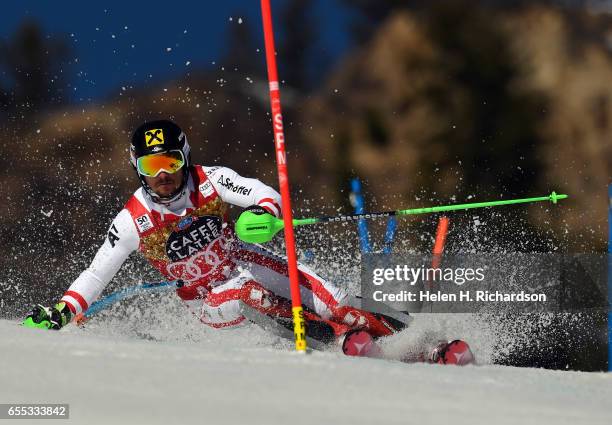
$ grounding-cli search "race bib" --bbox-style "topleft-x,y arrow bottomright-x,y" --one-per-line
165,215 -> 222,261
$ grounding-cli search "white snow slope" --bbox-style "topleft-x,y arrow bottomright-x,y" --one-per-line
1,318 -> 611,425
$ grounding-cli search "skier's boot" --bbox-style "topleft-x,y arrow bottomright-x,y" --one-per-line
429,340 -> 475,365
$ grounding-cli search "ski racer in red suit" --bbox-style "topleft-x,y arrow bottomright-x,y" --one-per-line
23,120 -> 473,364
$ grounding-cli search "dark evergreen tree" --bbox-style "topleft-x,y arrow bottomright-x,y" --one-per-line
0,21 -> 70,121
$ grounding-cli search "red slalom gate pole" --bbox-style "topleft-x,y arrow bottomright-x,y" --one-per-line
427,216 -> 449,312
260,0 -> 307,352
432,216 -> 450,268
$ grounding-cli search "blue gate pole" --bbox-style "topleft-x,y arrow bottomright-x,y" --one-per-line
382,218 -> 397,255
350,179 -> 371,254
608,185 -> 612,371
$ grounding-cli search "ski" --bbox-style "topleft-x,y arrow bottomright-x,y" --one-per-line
342,330 -> 475,365
239,302 -> 334,351
241,301 -> 474,364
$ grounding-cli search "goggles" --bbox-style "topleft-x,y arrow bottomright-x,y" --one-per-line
136,150 -> 185,177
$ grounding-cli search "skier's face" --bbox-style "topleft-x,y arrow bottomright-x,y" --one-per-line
144,169 -> 184,197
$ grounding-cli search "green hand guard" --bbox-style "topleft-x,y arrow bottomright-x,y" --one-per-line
235,210 -> 285,243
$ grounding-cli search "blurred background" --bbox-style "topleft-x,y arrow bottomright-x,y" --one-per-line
1,0 -> 611,368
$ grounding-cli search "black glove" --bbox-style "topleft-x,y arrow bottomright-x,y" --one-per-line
22,302 -> 73,330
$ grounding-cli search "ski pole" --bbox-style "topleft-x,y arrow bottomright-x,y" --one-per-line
76,280 -> 181,323
235,191 -> 568,244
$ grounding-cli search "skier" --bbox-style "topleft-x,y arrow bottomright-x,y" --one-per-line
22,119 -> 473,365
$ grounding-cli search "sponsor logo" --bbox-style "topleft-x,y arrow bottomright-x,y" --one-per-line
454,350 -> 468,364
199,181 -> 214,197
108,224 -> 120,248
216,175 -> 253,196
205,166 -> 220,176
177,216 -> 194,231
135,214 -> 153,233
273,112 -> 283,132
144,128 -> 164,147
328,213 -> 390,222
166,236 -> 231,283
166,215 -> 222,261
273,113 -> 286,165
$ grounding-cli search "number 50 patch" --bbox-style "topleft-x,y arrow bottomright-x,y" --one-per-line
135,214 -> 154,233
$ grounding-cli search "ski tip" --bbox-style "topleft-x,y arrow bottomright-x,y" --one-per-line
341,330 -> 383,359
429,340 -> 475,366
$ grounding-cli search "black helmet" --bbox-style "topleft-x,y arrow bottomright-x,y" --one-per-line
130,120 -> 192,203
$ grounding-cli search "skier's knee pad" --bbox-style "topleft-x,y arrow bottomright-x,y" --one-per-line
239,280 -> 292,318
331,306 -> 398,337
240,281 -> 274,307
199,298 -> 245,328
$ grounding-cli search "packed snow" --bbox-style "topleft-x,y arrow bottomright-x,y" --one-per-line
1,308 -> 611,425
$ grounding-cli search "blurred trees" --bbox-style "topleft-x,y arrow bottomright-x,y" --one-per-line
0,21 -> 70,124
300,2 -> 612,253
220,14 -> 263,82
220,0 -> 321,94
417,2 -> 546,199
342,0 -> 606,43
277,0 -> 318,92
303,2 -> 550,199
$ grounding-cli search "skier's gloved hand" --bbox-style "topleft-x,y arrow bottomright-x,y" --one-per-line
235,205 -> 280,244
22,302 -> 73,330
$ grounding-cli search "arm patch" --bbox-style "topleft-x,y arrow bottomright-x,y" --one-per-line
108,224 -> 120,248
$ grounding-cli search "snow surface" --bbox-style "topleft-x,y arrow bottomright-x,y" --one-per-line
1,318 -> 611,425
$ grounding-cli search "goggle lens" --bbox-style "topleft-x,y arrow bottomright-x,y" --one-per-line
137,151 -> 185,177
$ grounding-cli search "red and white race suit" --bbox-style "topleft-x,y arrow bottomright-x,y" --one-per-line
60,165 -> 351,330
